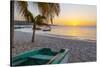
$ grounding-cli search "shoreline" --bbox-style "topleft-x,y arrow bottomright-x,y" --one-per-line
15,28 -> 96,43
12,31 -> 96,63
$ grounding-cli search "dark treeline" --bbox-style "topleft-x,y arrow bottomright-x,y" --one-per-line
14,20 -> 33,25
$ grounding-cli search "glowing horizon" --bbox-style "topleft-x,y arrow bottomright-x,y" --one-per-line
53,18 -> 96,26
53,4 -> 96,26
14,2 -> 96,27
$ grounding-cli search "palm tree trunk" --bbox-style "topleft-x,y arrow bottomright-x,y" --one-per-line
11,1 -> 14,47
32,22 -> 36,42
50,15 -> 53,25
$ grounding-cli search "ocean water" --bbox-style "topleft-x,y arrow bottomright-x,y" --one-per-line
15,25 -> 96,41
50,26 -> 96,41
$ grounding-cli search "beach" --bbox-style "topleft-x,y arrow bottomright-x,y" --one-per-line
12,30 -> 96,63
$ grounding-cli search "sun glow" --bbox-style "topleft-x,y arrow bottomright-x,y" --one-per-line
54,18 -> 96,26
69,20 -> 80,26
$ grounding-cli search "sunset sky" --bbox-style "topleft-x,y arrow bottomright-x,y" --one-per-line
14,2 -> 96,26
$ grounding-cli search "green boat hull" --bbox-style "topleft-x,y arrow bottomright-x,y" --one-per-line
11,48 -> 69,66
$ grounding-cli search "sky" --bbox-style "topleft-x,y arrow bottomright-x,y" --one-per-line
14,2 -> 96,26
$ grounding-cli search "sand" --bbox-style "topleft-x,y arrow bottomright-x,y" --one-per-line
12,31 -> 96,63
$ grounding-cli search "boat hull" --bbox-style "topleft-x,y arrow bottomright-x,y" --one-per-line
11,48 -> 69,66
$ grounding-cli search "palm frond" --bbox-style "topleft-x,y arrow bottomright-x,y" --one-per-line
16,1 -> 34,22
37,2 -> 49,17
37,2 -> 60,24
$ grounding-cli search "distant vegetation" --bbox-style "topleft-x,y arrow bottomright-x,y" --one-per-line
14,20 -> 33,25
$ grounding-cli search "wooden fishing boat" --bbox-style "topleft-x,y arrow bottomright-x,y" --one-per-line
42,26 -> 51,31
12,48 -> 70,66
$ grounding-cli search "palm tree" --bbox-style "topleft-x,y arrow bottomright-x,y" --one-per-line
49,3 -> 60,25
16,1 -> 30,21
14,1 -> 60,42
31,15 -> 47,42
15,1 -> 35,42
15,1 -> 47,42
37,2 -> 60,25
